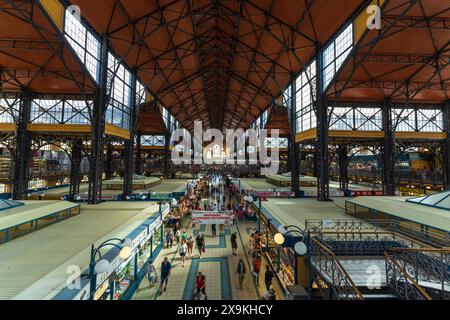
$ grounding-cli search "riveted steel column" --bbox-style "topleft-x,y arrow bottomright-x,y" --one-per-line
289,75 -> 300,197
12,89 -> 32,200
69,139 -> 82,197
442,101 -> 450,189
316,49 -> 329,201
381,98 -> 395,196
123,71 -> 137,197
88,34 -> 108,204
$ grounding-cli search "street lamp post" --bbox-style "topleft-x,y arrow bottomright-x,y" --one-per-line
88,238 -> 132,300
274,224 -> 312,300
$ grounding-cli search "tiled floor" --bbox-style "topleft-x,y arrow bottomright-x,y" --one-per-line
133,193 -> 284,301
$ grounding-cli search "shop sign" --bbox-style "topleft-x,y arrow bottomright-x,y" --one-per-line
351,190 -> 384,197
77,194 -> 118,201
95,219 -> 163,289
192,210 -> 234,225
254,191 -> 294,198
170,191 -> 186,198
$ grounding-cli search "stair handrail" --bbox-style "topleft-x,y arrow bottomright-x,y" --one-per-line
310,237 -> 364,300
385,247 -> 449,296
384,251 -> 432,300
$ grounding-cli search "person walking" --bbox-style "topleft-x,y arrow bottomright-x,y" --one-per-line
264,264 -> 274,291
146,260 -> 157,287
211,224 -> 217,237
195,271 -> 208,300
248,232 -> 254,255
230,232 -> 238,255
252,255 -> 261,285
196,232 -> 205,258
159,257 -> 172,293
166,228 -> 174,248
179,240 -> 188,267
236,258 -> 246,290
187,233 -> 195,257
175,228 -> 181,245
181,229 -> 188,242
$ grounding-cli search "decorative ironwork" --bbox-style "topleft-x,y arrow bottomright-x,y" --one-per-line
309,238 -> 364,300
385,252 -> 432,300
386,248 -> 450,300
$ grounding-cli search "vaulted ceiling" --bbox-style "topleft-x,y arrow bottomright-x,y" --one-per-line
67,0 -> 362,130
0,0 -> 95,93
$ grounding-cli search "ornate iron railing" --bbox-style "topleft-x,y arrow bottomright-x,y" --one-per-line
315,231 -> 430,257
384,251 -> 432,300
385,248 -> 450,300
310,238 -> 364,300
305,219 -> 394,233
305,218 -> 450,248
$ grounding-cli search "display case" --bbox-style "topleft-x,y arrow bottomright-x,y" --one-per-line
112,259 -> 135,300
259,216 -> 297,291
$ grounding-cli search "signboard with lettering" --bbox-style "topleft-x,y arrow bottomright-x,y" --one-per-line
254,191 -> 294,198
192,210 -> 234,225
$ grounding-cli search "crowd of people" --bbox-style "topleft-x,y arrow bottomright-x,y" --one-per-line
148,173 -> 277,300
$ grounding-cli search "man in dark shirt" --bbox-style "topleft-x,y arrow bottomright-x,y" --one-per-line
264,264 -> 274,291
159,257 -> 172,293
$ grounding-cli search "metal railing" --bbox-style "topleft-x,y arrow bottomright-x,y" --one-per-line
385,247 -> 450,299
384,251 -> 432,300
306,218 -> 450,248
310,237 -> 364,300
316,231 -> 430,257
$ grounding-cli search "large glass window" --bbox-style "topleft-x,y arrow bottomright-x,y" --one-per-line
106,53 -> 132,130
141,135 -> 165,147
64,9 -> 101,82
30,99 -> 91,124
295,60 -> 317,133
392,108 -> 416,132
322,23 -> 353,90
417,109 -> 443,132
264,137 -> 288,148
0,98 -> 19,123
392,108 -> 444,132
30,99 -> 63,124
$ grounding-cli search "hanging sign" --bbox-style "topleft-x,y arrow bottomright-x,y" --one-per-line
191,210 -> 234,225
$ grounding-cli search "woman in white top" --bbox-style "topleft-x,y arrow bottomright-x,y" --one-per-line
179,240 -> 188,266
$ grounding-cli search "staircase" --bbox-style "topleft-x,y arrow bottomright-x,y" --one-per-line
305,221 -> 450,300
